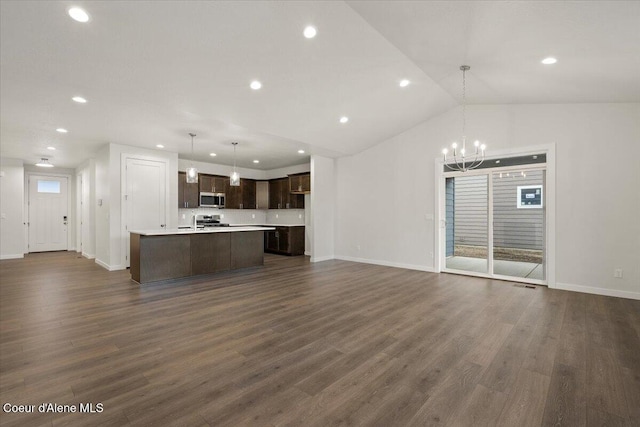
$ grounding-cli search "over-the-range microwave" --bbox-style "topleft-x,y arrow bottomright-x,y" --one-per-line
199,192 -> 225,208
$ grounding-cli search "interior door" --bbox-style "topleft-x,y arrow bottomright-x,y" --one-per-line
124,157 -> 166,267
29,175 -> 68,252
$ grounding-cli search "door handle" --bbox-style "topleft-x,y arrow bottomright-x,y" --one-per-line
160,224 -> 166,228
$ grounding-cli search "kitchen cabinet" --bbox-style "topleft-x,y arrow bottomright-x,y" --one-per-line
264,226 -> 305,256
199,174 -> 226,194
226,178 -> 256,209
269,178 -> 304,209
178,172 -> 199,208
289,173 -> 311,194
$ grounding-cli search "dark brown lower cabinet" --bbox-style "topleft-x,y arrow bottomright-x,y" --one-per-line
264,226 -> 305,256
191,233 -> 231,275
130,230 -> 266,284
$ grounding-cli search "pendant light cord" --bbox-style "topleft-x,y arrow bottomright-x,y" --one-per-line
189,132 -> 196,166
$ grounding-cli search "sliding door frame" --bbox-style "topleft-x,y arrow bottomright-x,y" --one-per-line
434,143 -> 556,287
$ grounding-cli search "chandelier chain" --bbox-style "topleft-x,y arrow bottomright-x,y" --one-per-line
462,67 -> 466,142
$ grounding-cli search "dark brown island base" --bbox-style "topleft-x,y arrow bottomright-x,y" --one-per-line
129,226 -> 274,284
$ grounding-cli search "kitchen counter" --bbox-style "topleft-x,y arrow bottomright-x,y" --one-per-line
130,226 -> 274,236
129,227 -> 273,284
228,223 -> 305,227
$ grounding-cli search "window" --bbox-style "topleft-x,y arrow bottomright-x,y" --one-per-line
37,180 -> 61,193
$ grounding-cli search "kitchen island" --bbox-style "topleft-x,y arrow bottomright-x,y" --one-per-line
129,226 -> 274,284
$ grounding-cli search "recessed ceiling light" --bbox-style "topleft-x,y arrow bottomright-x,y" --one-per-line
303,26 -> 317,39
68,7 -> 90,23
47,146 -> 56,151
541,57 -> 557,65
156,144 -> 164,149
339,116 -> 349,124
298,149 -> 305,154
399,79 -> 410,87
209,152 -> 217,157
253,160 -> 260,164
56,128 -> 68,133
250,80 -> 262,90
72,96 -> 87,103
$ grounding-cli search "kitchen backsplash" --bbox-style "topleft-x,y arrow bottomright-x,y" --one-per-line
178,208 -> 305,227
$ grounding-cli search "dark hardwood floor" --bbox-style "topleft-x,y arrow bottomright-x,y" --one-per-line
1,252 -> 639,426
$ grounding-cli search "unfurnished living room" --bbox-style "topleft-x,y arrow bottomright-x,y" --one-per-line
1,1 -> 639,426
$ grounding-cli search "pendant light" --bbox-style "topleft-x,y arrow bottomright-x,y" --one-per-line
186,133 -> 198,183
230,142 -> 240,186
442,65 -> 486,172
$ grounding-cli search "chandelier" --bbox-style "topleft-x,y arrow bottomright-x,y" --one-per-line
442,65 -> 486,172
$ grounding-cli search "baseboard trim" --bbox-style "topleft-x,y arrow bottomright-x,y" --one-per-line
335,255 -> 436,273
82,252 -> 95,260
0,253 -> 24,260
310,255 -> 334,263
555,282 -> 640,301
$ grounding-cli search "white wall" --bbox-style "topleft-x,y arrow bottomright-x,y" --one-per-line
76,159 -> 96,258
310,155 -> 335,262
0,158 -> 24,259
335,103 -> 640,299
95,145 -> 110,267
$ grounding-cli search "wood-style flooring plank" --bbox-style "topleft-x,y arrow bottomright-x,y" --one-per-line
494,368 -> 550,427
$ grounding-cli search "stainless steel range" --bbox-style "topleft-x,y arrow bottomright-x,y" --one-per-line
195,214 -> 229,228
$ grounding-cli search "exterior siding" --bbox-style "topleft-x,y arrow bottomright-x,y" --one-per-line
452,170 -> 544,250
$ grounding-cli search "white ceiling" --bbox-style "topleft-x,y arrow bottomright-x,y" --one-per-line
1,1 -> 639,170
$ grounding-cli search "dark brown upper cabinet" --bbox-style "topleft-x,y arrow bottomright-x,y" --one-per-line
289,172 -> 311,194
178,172 -> 199,208
269,178 -> 304,209
199,174 -> 226,194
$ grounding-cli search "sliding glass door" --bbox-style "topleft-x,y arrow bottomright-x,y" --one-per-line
492,169 -> 545,281
445,174 -> 488,274
443,163 -> 547,285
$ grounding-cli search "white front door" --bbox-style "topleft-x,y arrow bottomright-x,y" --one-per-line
124,157 -> 167,267
29,175 -> 68,252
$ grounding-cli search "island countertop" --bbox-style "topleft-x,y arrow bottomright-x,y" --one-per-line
129,226 -> 275,236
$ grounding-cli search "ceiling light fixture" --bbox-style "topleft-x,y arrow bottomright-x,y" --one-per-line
47,146 -> 56,151
339,116 -> 349,124
298,149 -> 305,154
541,57 -> 557,65
399,79 -> 410,87
442,65 -> 486,172
156,144 -> 164,149
56,128 -> 68,133
186,133 -> 198,183
68,7 -> 89,23
35,158 -> 54,168
209,152 -> 217,157
303,26 -> 317,39
72,96 -> 87,103
250,80 -> 262,90
230,142 -> 240,186
253,160 -> 259,164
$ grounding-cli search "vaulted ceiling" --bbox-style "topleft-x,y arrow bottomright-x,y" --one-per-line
1,1 -> 639,169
